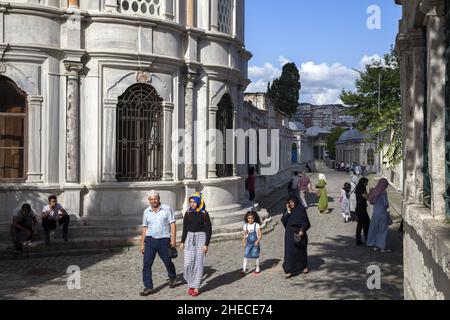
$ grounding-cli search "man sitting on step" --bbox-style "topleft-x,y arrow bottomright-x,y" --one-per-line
10,203 -> 38,254
41,195 -> 71,243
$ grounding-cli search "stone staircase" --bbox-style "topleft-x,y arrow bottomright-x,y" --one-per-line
0,201 -> 273,259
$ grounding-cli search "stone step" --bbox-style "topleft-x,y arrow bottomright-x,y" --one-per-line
0,216 -> 275,259
0,203 -> 264,241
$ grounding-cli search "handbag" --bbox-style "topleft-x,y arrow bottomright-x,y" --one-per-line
294,232 -> 308,247
168,245 -> 178,259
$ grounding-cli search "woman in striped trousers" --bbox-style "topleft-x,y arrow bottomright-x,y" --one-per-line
180,192 -> 212,297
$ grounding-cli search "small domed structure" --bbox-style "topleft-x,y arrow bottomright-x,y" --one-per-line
288,121 -> 306,132
335,129 -> 378,174
338,129 -> 370,143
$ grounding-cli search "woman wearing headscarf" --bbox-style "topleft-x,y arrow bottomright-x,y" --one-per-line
180,192 -> 212,297
316,173 -> 329,214
282,196 -> 311,278
355,177 -> 370,246
367,178 -> 391,253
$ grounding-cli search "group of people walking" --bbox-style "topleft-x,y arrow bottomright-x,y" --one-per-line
336,162 -> 367,176
289,171 -> 329,214
339,176 -> 392,251
139,185 -> 312,297
139,190 -> 267,297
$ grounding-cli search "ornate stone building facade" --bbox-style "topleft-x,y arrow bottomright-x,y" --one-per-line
395,0 -> 450,299
0,1 -> 254,231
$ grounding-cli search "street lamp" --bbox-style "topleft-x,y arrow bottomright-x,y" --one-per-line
351,65 -> 382,177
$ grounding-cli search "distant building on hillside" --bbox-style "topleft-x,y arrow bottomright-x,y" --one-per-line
293,103 -> 357,129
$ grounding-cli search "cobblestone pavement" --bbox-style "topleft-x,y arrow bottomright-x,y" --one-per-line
0,172 -> 404,300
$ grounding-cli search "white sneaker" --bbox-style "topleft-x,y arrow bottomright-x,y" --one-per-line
373,247 -> 380,252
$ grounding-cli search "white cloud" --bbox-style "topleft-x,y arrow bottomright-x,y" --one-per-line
246,62 -> 282,92
299,61 -> 357,104
278,55 -> 291,66
359,54 -> 383,69
246,55 -> 384,105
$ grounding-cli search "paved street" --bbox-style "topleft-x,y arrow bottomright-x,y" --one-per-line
0,171 -> 403,300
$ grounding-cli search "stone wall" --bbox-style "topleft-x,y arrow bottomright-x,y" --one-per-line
395,0 -> 450,300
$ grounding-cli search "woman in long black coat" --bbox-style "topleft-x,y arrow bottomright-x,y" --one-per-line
282,196 -> 311,278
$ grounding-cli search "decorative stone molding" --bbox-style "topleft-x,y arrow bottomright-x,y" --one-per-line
136,71 -> 151,84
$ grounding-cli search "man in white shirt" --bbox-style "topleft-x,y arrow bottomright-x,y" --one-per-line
10,203 -> 38,254
41,195 -> 70,243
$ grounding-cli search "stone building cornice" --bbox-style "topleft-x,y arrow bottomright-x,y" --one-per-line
0,3 -> 249,53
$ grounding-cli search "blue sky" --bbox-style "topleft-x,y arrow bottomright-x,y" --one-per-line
245,0 -> 402,104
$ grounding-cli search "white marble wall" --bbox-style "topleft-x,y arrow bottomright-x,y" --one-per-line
0,0 -> 250,222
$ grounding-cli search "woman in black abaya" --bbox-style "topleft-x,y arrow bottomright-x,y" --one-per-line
282,195 -> 311,278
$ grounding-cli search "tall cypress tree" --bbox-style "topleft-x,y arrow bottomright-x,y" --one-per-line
267,62 -> 301,115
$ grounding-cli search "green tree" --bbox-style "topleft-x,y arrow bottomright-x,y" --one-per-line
340,48 -> 402,167
326,127 -> 347,159
267,63 -> 301,115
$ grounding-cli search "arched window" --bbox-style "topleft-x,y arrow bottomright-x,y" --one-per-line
367,148 -> 375,166
292,143 -> 298,164
0,76 -> 27,181
116,83 -> 163,181
216,94 -> 233,178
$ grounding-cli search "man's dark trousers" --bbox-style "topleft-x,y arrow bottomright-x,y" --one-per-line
143,237 -> 176,289
42,215 -> 70,235
10,220 -> 33,250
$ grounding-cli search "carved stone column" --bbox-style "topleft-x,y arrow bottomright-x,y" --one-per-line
187,0 -> 195,27
184,70 -> 197,180
232,108 -> 237,176
65,62 -> 83,183
162,102 -> 174,181
102,99 -> 118,182
425,6 -> 447,219
26,96 -> 44,183
68,0 -> 79,8
411,32 -> 426,203
210,0 -> 219,31
208,105 -> 218,178
164,0 -> 175,21
104,0 -> 119,12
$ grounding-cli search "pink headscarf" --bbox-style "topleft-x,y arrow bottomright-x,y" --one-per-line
368,178 -> 389,205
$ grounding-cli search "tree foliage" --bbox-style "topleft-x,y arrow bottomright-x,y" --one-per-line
267,63 -> 301,116
340,48 -> 402,167
326,127 -> 347,159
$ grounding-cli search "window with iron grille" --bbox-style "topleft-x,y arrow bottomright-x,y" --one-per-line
218,0 -> 232,34
216,94 -> 233,178
119,0 -> 162,17
116,83 -> 163,182
0,76 -> 27,181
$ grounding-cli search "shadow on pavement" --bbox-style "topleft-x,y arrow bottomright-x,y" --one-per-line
298,228 -> 404,300
0,250 -> 124,300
